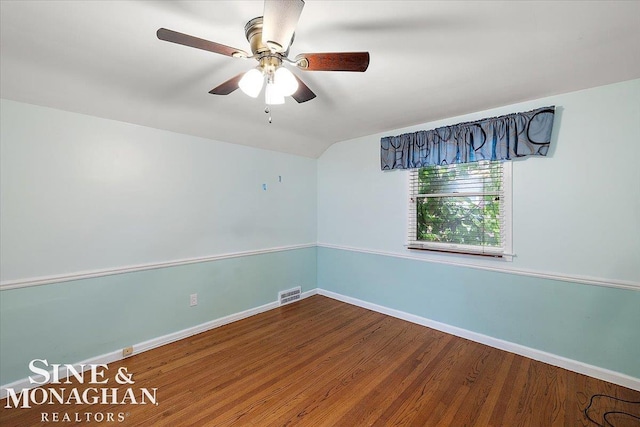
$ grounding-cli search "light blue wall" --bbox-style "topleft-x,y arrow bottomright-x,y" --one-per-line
1,247 -> 317,385
2,79 -> 639,386
318,79 -> 640,283
317,79 -> 640,378
0,100 -> 317,385
318,247 -> 640,378
1,99 -> 317,283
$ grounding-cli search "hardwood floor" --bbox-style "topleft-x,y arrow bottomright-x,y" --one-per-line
2,295 -> 639,426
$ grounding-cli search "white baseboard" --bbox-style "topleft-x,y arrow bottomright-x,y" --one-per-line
3,286 -> 637,400
317,289 -> 640,392
0,289 -> 318,399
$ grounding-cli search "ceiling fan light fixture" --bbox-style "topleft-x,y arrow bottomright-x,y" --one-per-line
265,81 -> 285,105
238,68 -> 264,98
274,67 -> 299,96
157,0 -> 368,107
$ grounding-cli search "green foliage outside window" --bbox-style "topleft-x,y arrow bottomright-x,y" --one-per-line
415,162 -> 502,247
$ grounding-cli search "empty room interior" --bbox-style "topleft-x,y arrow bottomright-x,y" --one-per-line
1,1 -> 639,426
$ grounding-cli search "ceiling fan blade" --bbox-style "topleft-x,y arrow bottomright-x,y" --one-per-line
209,72 -> 246,95
262,0 -> 305,53
157,28 -> 248,58
295,52 -> 370,72
291,75 -> 316,103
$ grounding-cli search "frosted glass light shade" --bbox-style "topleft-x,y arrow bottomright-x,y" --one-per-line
265,82 -> 285,105
238,69 -> 264,98
274,67 -> 299,96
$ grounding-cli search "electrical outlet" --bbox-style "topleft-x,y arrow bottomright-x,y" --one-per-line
122,346 -> 133,357
190,293 -> 198,307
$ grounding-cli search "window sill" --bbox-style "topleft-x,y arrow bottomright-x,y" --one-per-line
407,244 -> 512,261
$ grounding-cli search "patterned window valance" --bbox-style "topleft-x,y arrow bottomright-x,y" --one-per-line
380,106 -> 555,170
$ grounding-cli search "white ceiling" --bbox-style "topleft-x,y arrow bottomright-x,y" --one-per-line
1,1 -> 639,158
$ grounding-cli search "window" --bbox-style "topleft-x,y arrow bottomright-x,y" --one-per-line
408,160 -> 512,258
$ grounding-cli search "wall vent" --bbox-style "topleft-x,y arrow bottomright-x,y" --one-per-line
278,286 -> 301,305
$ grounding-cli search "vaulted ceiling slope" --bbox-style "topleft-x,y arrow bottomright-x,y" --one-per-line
1,1 -> 639,158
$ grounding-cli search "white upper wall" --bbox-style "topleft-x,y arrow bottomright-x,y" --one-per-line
0,99 -> 317,283
318,79 -> 640,284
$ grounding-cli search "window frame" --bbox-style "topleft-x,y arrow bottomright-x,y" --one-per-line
407,161 -> 513,260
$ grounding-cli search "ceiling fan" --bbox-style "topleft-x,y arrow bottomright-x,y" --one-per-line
157,0 -> 370,106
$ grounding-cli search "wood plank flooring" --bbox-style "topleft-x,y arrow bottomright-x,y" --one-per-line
2,295 -> 639,426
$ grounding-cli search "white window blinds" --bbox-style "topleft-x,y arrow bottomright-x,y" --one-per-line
408,161 -> 511,258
